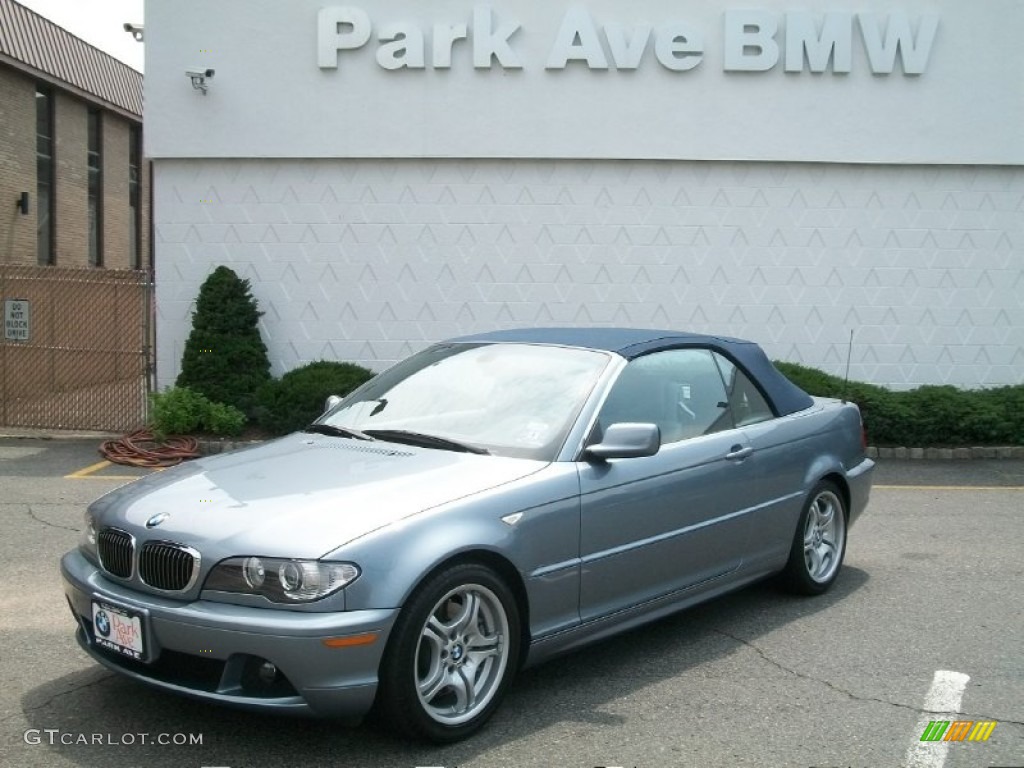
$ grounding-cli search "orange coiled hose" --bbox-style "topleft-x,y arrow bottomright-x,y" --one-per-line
99,428 -> 201,468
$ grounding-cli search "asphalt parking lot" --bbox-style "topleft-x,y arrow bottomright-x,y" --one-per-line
1,436 -> 1021,768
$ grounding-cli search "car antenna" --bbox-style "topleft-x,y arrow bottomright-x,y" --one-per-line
841,329 -> 854,403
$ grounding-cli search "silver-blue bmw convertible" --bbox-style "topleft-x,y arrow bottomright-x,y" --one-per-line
62,327 -> 874,741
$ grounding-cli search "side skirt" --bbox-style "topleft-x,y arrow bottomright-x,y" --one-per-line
521,564 -> 780,669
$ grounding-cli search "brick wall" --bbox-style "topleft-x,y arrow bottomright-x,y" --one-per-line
0,62 -> 147,271
54,90 -> 88,267
102,114 -> 128,269
0,67 -> 37,265
100,109 -> 150,270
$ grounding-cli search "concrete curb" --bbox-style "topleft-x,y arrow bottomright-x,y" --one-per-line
866,445 -> 1024,460
0,428 -> 120,441
196,438 -> 264,455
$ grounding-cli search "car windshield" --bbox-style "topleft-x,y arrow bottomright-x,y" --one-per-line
319,342 -> 612,460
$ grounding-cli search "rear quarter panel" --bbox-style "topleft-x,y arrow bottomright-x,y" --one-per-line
739,398 -> 869,573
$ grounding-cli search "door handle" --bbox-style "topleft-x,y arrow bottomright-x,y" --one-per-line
725,445 -> 754,461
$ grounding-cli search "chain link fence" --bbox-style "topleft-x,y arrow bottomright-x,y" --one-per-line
1,265 -> 153,432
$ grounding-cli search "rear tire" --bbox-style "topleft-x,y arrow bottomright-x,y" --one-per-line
374,563 -> 520,743
780,481 -> 848,595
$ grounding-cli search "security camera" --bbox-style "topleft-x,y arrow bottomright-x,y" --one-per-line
122,22 -> 144,42
186,68 -> 215,94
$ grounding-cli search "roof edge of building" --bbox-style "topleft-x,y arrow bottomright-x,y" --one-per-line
0,0 -> 143,116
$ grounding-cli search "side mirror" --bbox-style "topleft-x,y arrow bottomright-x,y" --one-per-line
584,423 -> 660,461
323,394 -> 343,414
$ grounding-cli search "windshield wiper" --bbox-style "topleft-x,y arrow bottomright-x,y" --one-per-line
362,429 -> 489,455
303,423 -> 376,441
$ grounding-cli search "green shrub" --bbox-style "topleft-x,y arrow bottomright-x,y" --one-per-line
150,387 -> 207,436
203,400 -> 247,437
176,266 -> 272,416
150,387 -> 246,438
983,385 -> 1024,444
773,361 -> 841,395
774,361 -> 1024,446
773,361 -> 888,400
255,360 -> 375,436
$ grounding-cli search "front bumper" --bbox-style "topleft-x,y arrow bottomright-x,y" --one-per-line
61,549 -> 396,719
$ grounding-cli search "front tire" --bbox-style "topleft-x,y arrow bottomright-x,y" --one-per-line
375,563 -> 520,743
781,481 -> 848,595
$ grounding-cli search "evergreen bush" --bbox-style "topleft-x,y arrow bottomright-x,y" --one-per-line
254,360 -> 374,436
176,266 -> 272,415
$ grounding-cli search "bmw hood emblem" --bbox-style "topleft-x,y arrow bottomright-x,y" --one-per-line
145,512 -> 170,529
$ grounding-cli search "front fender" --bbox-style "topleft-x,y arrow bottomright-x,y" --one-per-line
331,464 -> 583,639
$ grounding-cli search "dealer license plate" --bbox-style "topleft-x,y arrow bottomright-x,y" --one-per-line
92,601 -> 145,660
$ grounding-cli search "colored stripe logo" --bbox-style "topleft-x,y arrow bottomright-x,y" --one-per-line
920,720 -> 997,742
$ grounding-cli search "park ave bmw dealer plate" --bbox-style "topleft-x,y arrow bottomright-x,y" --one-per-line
92,601 -> 144,660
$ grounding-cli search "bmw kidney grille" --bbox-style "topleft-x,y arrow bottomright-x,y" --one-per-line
139,541 -> 199,591
97,528 -> 134,578
97,528 -> 198,592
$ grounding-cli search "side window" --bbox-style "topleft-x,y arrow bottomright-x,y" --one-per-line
597,349 -> 733,445
712,353 -> 775,426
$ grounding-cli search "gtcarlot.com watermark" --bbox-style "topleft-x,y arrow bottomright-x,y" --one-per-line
24,729 -> 203,746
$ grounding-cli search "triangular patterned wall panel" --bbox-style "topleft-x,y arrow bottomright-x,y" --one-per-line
155,160 -> 1024,389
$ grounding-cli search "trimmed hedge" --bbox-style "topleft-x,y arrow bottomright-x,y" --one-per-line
255,360 -> 375,436
774,361 -> 1024,447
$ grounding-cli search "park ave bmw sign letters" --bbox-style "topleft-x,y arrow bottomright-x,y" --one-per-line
317,6 -> 938,74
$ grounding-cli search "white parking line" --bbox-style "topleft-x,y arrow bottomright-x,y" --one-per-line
904,670 -> 970,768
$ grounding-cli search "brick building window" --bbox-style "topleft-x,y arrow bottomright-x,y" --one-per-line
129,125 -> 141,269
88,109 -> 103,267
36,87 -> 55,265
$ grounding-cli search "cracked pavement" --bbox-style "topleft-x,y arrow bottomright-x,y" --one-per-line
714,628 -> 1024,728
1,437 -> 1021,768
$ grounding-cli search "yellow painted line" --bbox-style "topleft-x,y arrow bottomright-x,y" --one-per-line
65,460 -> 149,480
65,460 -> 112,479
69,475 -> 145,480
875,484 -> 1024,491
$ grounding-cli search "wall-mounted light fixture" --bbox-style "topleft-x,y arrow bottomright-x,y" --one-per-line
16,192 -> 29,215
186,68 -> 215,95
123,23 -> 144,42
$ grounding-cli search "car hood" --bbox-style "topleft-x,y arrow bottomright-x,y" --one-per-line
97,433 -> 546,559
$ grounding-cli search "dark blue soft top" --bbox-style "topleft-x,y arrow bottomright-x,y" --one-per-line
451,327 -> 813,416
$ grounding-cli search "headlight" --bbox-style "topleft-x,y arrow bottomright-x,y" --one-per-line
204,557 -> 360,603
80,512 -> 98,561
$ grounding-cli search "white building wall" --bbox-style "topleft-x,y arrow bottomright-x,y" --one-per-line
155,159 -> 1024,390
146,0 -> 1024,165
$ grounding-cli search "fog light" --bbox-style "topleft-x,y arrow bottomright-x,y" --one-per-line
258,661 -> 278,683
